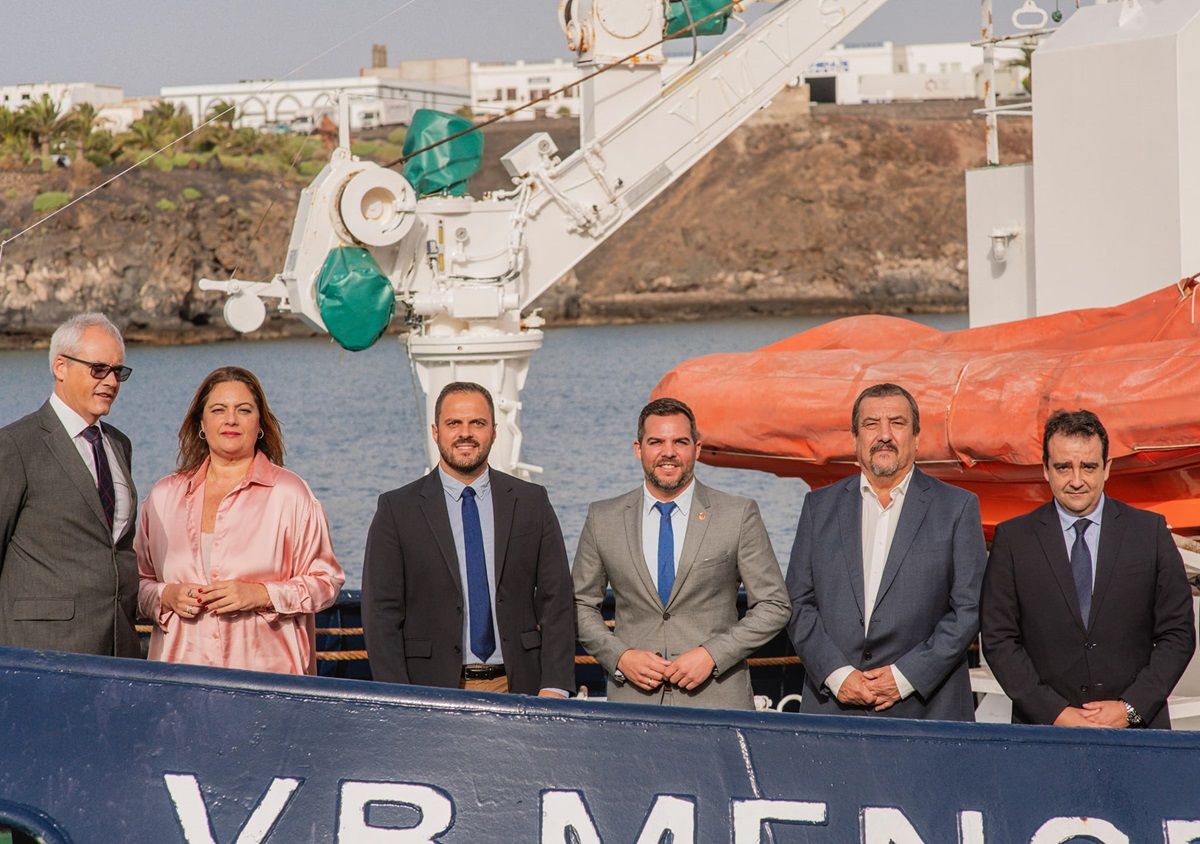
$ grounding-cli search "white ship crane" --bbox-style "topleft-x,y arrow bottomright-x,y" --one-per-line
199,0 -> 891,477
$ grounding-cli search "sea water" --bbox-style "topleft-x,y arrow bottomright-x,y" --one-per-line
0,313 -> 967,586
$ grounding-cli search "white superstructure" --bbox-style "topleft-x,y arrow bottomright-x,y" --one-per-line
967,0 -> 1200,326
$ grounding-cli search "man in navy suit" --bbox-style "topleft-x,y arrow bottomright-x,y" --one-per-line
981,409 -> 1194,728
786,383 -> 987,720
362,382 -> 575,697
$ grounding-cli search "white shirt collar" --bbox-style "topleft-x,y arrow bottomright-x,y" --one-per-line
49,392 -> 95,439
643,478 -> 696,519
860,465 -> 915,503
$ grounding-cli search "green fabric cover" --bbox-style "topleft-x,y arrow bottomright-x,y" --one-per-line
665,0 -> 730,37
315,246 -> 395,351
402,109 -> 484,197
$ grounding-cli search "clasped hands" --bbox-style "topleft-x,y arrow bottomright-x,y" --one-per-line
616,647 -> 715,692
161,581 -> 272,617
837,666 -> 903,712
1053,700 -> 1129,728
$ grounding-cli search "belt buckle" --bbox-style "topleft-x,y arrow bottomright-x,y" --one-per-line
462,663 -> 505,681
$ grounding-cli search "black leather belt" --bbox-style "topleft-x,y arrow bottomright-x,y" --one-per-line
461,663 -> 506,680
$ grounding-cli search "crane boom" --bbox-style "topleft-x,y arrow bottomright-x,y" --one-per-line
200,0 -> 891,476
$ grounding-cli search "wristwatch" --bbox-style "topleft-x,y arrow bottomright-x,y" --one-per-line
1121,699 -> 1143,727
612,668 -> 626,685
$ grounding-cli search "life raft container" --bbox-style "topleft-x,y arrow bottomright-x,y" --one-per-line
653,277 -> 1200,536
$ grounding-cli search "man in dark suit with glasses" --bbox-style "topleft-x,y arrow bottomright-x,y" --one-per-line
0,312 -> 141,658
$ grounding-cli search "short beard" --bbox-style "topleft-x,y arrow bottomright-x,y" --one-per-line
867,443 -> 899,478
646,464 -> 693,495
440,438 -> 491,476
869,459 -> 899,478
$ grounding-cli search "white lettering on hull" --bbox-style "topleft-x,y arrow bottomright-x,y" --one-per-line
1030,817 -> 1130,843
157,774 -> 1200,843
336,781 -> 454,842
164,774 -> 300,844
540,791 -> 696,843
731,798 -> 828,840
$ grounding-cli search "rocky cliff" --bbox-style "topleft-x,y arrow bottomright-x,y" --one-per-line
0,98 -> 1030,348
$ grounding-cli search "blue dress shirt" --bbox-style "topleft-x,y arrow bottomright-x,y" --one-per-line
438,467 -> 503,666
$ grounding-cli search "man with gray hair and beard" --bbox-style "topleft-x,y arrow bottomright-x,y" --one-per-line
0,312 -> 141,657
786,383 -> 987,720
573,397 -> 790,709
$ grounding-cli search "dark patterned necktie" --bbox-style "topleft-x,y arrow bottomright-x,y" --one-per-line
1070,518 -> 1093,626
81,425 -> 115,529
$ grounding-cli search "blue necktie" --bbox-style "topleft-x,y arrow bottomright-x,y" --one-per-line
654,501 -> 676,607
1070,518 -> 1093,627
461,487 -> 495,662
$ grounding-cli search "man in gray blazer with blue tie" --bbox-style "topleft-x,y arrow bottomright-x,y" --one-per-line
0,313 -> 140,658
786,383 -> 987,720
573,398 -> 790,709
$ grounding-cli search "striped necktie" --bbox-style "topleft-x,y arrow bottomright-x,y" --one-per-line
81,425 -> 115,529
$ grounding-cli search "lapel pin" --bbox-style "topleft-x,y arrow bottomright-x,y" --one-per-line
698,512 -> 706,521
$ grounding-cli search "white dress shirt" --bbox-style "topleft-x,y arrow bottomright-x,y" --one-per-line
825,467 -> 916,700
640,480 -> 696,595
49,393 -> 133,542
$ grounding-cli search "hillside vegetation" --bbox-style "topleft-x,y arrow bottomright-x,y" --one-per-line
0,97 -> 1030,347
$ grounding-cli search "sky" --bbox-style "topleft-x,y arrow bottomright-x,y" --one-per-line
0,0 -> 1076,96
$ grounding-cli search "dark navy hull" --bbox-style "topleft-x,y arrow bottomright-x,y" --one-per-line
2,646 -> 1200,842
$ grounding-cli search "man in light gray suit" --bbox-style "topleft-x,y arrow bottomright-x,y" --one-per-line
786,383 -> 986,721
573,398 -> 790,709
0,313 -> 141,657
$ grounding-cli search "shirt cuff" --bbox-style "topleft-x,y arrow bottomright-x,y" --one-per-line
892,664 -> 915,700
539,688 -> 570,698
825,665 -> 855,697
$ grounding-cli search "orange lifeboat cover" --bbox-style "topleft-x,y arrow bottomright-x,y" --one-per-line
652,280 -> 1200,534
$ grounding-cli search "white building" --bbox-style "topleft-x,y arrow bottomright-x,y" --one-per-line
471,59 -> 582,120
470,55 -> 700,120
97,96 -> 161,133
0,82 -> 124,113
803,41 -> 1027,105
159,76 -> 469,131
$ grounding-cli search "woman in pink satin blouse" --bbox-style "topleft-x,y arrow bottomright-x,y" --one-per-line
136,366 -> 345,675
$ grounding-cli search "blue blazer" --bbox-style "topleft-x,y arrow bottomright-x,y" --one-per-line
785,467 -> 987,721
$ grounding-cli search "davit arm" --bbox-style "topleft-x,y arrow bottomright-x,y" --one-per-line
200,0 -> 891,478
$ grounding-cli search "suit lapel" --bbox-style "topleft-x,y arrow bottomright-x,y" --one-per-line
836,476 -> 866,618
873,468 -> 933,608
1088,498 -> 1124,629
667,481 -> 712,608
38,403 -> 110,536
418,471 -> 464,595
622,489 -> 660,605
490,469 -> 514,585
1033,502 -> 1087,632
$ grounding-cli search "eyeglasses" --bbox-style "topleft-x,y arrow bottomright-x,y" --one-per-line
60,354 -> 133,382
